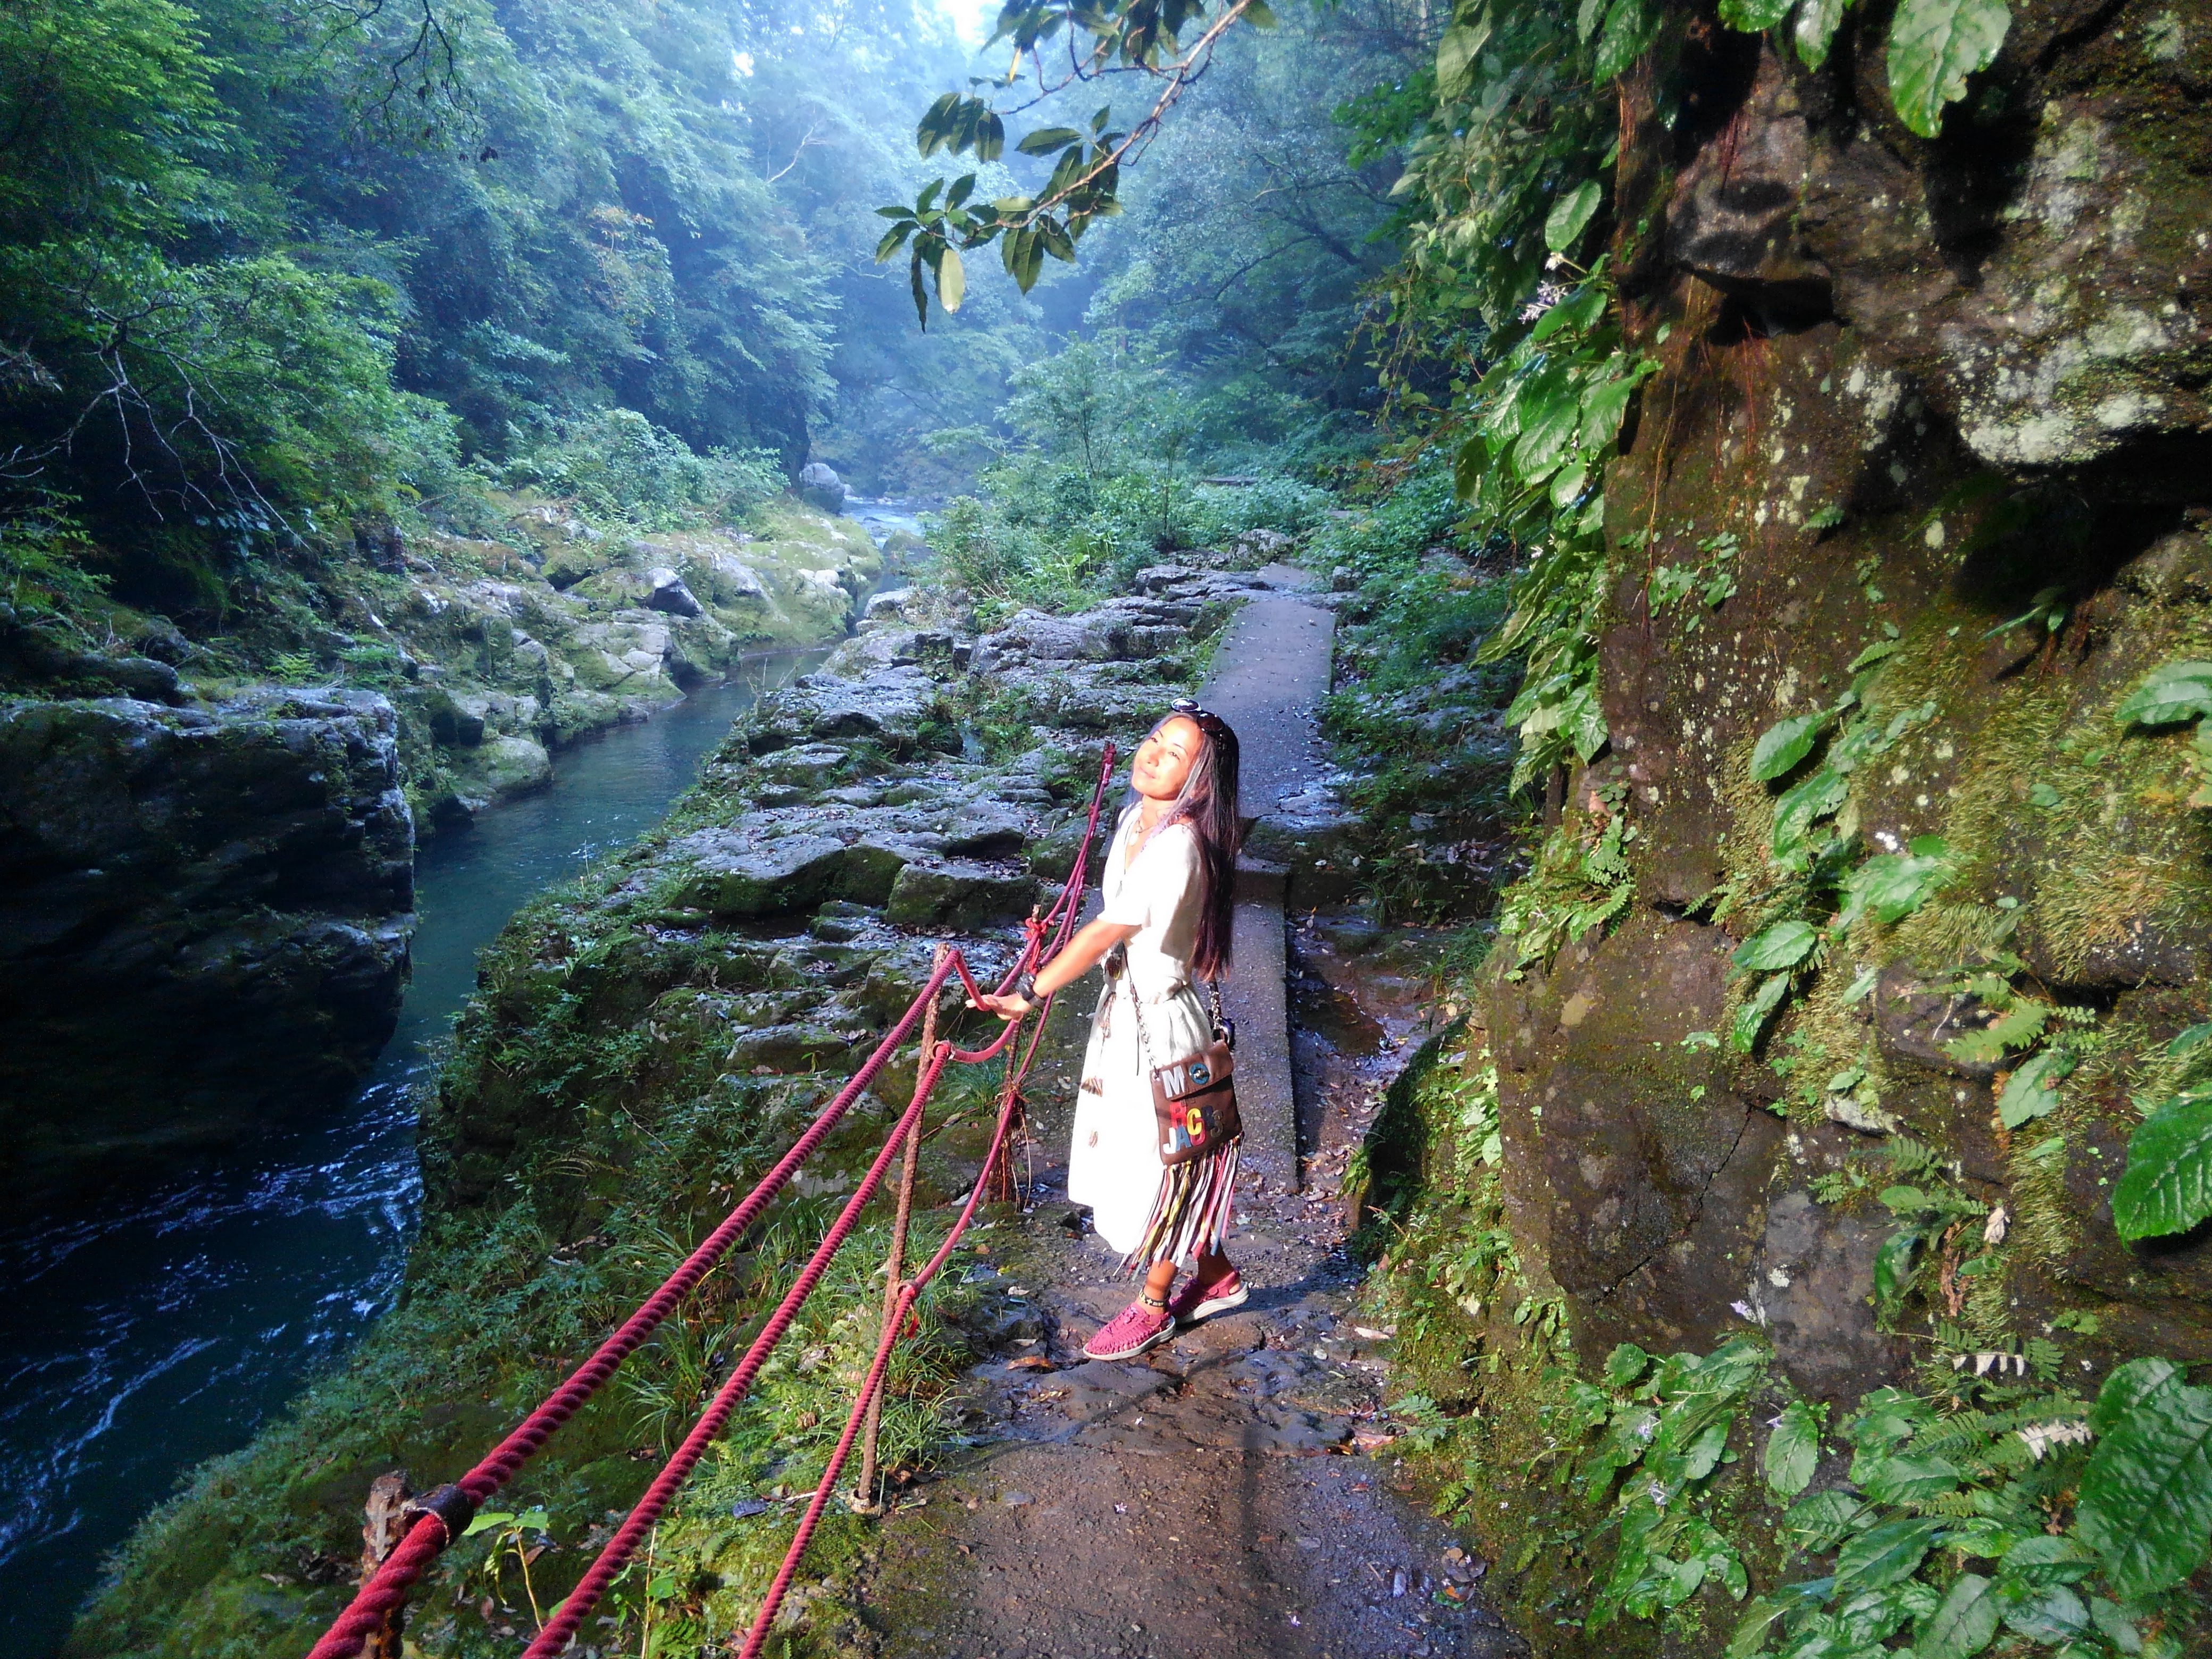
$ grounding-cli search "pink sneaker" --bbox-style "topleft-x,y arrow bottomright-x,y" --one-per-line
1083,1296 -> 1175,1360
1168,1269 -> 1247,1325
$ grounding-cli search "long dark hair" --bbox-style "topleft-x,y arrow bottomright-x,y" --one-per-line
1145,702 -> 1241,982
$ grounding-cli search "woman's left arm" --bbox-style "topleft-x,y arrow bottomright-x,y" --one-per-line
970,914 -> 1138,1019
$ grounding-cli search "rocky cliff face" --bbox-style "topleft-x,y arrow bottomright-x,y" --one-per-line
0,496 -> 889,1197
1520,0 -> 2212,1413
0,688 -> 415,1199
1353,4 -> 2212,1649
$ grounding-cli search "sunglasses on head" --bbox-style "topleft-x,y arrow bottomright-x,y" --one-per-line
1167,697 -> 1230,738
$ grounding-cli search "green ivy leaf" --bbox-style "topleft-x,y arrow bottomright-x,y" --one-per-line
1735,919 -> 1821,973
2115,660 -> 2212,727
1886,0 -> 2012,138
1751,713 -> 1827,782
1732,970 -> 1794,1053
1918,1573 -> 2000,1659
2076,1360 -> 2212,1598
2110,1089 -> 2212,1240
1545,180 -> 1604,253
1765,1400 -> 1821,1498
1794,0 -> 1854,66
1833,1516 -> 1945,1593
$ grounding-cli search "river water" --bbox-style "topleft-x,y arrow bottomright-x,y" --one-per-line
0,500 -> 920,1657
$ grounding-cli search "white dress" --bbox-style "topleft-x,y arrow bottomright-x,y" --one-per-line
1067,808 -> 1220,1258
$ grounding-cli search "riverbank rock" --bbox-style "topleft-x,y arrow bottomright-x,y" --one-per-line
61,552 -> 1264,1655
798,461 -> 848,512
0,688 -> 416,1200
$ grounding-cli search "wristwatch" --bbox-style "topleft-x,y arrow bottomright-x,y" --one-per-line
1017,972 -> 1040,1004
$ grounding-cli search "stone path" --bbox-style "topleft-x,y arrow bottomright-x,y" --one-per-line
848,573 -> 1519,1659
1201,564 -> 1338,1193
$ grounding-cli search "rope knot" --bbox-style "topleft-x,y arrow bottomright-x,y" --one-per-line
400,1484 -> 479,1546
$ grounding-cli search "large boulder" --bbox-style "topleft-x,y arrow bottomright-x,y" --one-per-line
670,826 -> 912,917
797,461 -> 847,512
0,688 -> 416,1198
885,861 -> 1040,931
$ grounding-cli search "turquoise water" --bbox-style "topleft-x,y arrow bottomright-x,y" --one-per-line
0,653 -> 830,1657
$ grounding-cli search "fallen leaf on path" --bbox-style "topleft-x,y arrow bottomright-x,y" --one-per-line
1007,1354 -> 1054,1371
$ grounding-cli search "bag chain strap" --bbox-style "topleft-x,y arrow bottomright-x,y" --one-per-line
1108,943 -> 1227,1069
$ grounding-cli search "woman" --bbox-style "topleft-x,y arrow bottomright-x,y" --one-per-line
970,699 -> 1247,1360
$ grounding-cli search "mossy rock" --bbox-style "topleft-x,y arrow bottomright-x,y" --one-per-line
884,861 -> 1039,931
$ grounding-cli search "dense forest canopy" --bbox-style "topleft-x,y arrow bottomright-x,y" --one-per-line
0,0 -> 1429,630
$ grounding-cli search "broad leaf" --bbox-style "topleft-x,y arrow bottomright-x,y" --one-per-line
1998,1534 -> 2099,1583
1436,19 -> 1494,95
1840,840 -> 1949,927
1785,1489 -> 1870,1551
1545,180 -> 1604,252
2110,1089 -> 2212,1239
2091,1358 -> 2181,1435
1593,0 -> 1658,80
1832,1516 -> 1944,1592
1918,1573 -> 1999,1659
1857,1452 -> 1958,1504
1752,713 -> 1826,781
2115,660 -> 2212,727
1771,765 -> 1848,862
1732,970 -> 1793,1053
1579,369 -> 1645,451
1016,125 -> 1082,155
1727,1597 -> 1786,1659
1997,1047 -> 2069,1128
1794,0 -> 1853,65
1719,0 -> 1794,24
1886,0 -> 2012,138
1606,1341 -> 1655,1387
1735,919 -> 1820,973
2167,1020 -> 2212,1059
1873,1224 -> 1924,1303
1765,1400 -> 1821,1497
1995,1580 -> 2090,1644
935,244 -> 965,311
2076,1361 -> 2212,1598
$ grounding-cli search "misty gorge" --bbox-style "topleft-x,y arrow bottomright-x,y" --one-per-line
2,0 -> 2210,1655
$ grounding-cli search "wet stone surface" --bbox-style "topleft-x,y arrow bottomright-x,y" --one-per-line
856,1154 -> 1522,1659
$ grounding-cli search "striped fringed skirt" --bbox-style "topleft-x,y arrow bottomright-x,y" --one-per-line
1122,1137 -> 1239,1274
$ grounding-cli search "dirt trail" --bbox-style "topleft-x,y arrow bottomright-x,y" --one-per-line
850,575 -> 1521,1659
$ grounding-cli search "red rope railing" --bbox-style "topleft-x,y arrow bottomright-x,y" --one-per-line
302,742 -> 1115,1659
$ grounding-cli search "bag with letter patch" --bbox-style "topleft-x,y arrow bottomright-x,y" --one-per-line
1112,953 -> 1241,1168
1147,1035 -> 1239,1166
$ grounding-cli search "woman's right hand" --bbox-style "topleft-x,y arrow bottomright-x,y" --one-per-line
968,991 -> 1032,1021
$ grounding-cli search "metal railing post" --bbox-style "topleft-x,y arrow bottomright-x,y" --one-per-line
852,944 -> 944,1513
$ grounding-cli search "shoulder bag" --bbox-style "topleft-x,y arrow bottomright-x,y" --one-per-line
1117,952 -> 1242,1167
